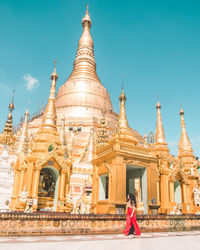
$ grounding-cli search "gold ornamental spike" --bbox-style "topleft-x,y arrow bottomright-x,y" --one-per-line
154,100 -> 168,147
42,62 -> 58,130
0,91 -> 16,145
178,107 -> 193,157
68,5 -> 100,82
17,108 -> 29,154
118,87 -> 129,128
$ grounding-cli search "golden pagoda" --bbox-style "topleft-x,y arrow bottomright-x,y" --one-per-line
26,5 -> 118,203
10,62 -> 72,212
5,5 -> 200,215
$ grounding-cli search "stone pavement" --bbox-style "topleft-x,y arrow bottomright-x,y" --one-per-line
0,231 -> 200,250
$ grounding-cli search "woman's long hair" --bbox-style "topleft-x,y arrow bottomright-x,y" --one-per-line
128,193 -> 137,207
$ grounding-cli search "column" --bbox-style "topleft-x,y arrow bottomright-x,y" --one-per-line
11,171 -> 20,198
32,168 -> 40,212
169,181 -> 175,203
10,171 -> 20,210
160,172 -> 169,213
156,179 -> 160,204
19,170 -> 25,194
182,183 -> 187,203
181,182 -> 189,214
59,171 -> 66,200
32,168 -> 40,198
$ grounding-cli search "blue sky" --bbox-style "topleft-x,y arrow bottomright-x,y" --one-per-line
0,0 -> 200,157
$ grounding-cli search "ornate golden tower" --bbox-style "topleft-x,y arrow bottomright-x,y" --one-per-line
16,108 -> 29,155
0,91 -> 16,146
10,62 -> 72,212
154,100 -> 168,151
178,107 -> 194,158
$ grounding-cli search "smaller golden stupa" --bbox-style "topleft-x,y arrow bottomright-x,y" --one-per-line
10,62 -> 72,212
0,91 -> 16,146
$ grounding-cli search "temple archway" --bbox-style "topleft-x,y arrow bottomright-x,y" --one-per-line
174,179 -> 182,205
126,165 -> 147,213
38,166 -> 59,211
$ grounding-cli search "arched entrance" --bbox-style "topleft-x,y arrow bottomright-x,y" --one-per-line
38,167 -> 59,211
174,180 -> 182,205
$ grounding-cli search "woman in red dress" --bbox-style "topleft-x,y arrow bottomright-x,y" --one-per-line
123,193 -> 141,236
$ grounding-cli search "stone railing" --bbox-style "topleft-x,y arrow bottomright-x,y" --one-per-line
0,212 -> 200,236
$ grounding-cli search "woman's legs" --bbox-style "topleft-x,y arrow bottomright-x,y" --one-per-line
123,216 -> 133,235
131,214 -> 141,235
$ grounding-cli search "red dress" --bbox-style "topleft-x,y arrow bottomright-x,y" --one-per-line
123,206 -> 141,236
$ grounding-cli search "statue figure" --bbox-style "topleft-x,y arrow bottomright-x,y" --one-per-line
39,174 -> 45,192
66,192 -> 74,213
20,186 -> 28,203
48,181 -> 55,196
16,186 -> 29,211
66,192 -> 73,204
193,187 -> 200,206
24,199 -> 33,213
190,166 -> 195,176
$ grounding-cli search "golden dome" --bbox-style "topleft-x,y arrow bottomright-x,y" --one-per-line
56,5 -> 116,119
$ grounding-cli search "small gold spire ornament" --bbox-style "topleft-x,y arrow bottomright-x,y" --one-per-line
116,86 -> 138,144
154,100 -> 168,149
118,86 -> 129,129
68,5 -> 100,83
16,108 -> 29,154
42,61 -> 58,130
178,106 -> 193,157
0,90 -> 16,145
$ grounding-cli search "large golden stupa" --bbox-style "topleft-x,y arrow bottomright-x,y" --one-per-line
0,6 -> 200,214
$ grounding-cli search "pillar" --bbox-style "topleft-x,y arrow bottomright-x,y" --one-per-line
181,182 -> 189,214
10,171 -> 20,210
169,180 -> 176,211
19,170 -> 25,195
58,171 -> 66,212
160,173 -> 169,213
156,179 -> 160,204
32,168 -> 40,211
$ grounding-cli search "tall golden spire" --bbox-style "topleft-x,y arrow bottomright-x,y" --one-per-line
178,107 -> 193,157
115,87 -> 138,144
32,62 -> 62,156
118,87 -> 129,128
0,90 -> 16,145
154,100 -> 168,149
42,61 -> 58,130
68,5 -> 100,82
17,108 -> 29,154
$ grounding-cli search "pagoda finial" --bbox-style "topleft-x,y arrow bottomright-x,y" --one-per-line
17,108 -> 29,154
178,106 -> 193,157
0,91 -> 16,145
51,60 -> 58,80
8,89 -> 15,111
67,4 -> 100,83
82,4 -> 92,28
42,61 -> 58,130
154,99 -> 168,149
118,86 -> 129,128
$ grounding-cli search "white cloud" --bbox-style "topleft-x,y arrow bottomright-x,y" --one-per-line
23,74 -> 39,90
